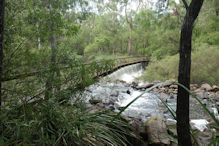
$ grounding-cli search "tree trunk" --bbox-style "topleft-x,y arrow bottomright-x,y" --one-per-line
45,4 -> 57,99
128,23 -> 132,56
176,0 -> 204,145
36,23 -> 41,49
0,0 -> 5,108
215,0 -> 219,16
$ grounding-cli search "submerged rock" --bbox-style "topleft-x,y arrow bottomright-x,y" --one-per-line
89,99 -> 102,105
110,90 -> 119,97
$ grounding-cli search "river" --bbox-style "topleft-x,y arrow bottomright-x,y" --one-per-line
83,63 -> 216,132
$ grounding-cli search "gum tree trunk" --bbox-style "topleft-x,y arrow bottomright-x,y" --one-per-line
128,23 -> 132,56
176,0 -> 204,145
45,2 -> 57,99
0,0 -> 5,108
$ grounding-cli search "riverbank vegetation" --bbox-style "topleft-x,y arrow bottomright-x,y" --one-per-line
141,0 -> 219,85
0,0 -> 218,145
141,46 -> 219,85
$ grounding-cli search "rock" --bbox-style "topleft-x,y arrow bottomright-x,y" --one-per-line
126,118 -> 146,146
110,90 -> 119,97
201,83 -> 212,91
107,98 -> 116,105
136,84 -> 152,90
207,92 -> 216,99
166,119 -> 176,127
195,128 -> 213,146
210,85 -> 219,92
88,105 -> 104,114
117,79 -> 127,84
160,80 -> 175,87
89,99 -> 102,105
173,89 -> 177,94
168,89 -> 174,94
194,89 -> 205,99
170,85 -> 178,89
131,81 -> 138,88
129,118 -> 145,134
159,87 -> 166,93
202,99 -> 208,105
160,93 -> 168,101
194,88 -> 204,93
106,105 -> 115,110
145,117 -> 170,145
137,83 -> 154,90
152,88 -> 159,92
215,91 -> 219,101
190,84 -> 199,91
145,83 -> 155,88
126,90 -> 131,94
167,128 -> 177,138
96,103 -> 105,108
169,94 -> 175,99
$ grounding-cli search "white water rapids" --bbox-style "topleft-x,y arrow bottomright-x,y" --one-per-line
83,63 -> 212,132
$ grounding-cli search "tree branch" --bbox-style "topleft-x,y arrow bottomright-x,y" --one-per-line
182,0 -> 189,9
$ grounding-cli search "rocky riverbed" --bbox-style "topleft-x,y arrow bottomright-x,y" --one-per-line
78,63 -> 218,145
84,80 -> 218,145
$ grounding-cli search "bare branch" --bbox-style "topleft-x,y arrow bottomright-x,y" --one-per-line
182,0 -> 189,9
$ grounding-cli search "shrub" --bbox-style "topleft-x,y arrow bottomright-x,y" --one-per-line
141,46 -> 219,85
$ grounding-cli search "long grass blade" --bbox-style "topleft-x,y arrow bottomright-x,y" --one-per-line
175,82 -> 219,126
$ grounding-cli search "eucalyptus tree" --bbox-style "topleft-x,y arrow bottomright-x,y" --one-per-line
26,0 -> 87,99
176,0 -> 204,145
0,0 -> 5,108
123,0 -> 143,55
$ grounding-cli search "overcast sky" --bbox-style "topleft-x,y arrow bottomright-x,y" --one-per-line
76,0 -> 180,15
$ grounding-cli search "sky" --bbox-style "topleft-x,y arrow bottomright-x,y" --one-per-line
75,0 -> 180,15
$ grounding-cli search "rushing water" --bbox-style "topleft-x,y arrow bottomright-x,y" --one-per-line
84,63 -> 214,130
105,63 -> 144,83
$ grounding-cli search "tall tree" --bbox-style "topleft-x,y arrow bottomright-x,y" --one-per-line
176,0 -> 204,145
45,1 -> 58,99
0,0 -> 5,108
123,0 -> 142,56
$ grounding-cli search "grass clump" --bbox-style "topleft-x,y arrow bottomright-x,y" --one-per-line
141,46 -> 219,85
0,97 -> 137,145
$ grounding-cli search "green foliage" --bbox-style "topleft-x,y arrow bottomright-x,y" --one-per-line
141,46 -> 219,85
141,55 -> 179,82
0,98 -> 136,145
2,0 -> 219,145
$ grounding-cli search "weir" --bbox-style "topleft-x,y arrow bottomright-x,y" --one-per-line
105,63 -> 145,83
94,60 -> 148,79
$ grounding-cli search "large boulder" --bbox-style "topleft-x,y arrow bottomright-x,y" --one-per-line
201,83 -> 213,91
194,88 -> 205,99
144,117 -> 170,145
